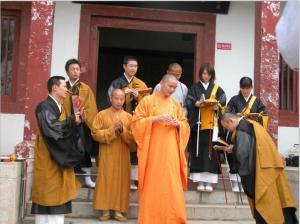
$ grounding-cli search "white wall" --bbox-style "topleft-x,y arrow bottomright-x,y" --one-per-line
278,127 -> 299,156
215,1 -> 255,100
0,113 -> 25,155
51,2 -> 81,78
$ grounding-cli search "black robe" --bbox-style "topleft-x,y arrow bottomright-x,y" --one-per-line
32,96 -> 85,214
226,92 -> 268,173
227,92 -> 268,125
107,75 -> 138,112
186,82 -> 226,173
233,119 -> 298,224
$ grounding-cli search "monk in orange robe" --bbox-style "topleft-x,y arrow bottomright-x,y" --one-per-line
131,74 -> 190,224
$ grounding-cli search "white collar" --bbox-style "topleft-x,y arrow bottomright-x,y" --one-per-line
49,94 -> 62,113
124,73 -> 133,83
244,94 -> 252,102
69,79 -> 79,87
200,81 -> 210,90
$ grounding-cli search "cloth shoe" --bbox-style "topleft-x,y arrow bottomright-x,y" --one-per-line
114,211 -> 127,222
205,183 -> 213,192
196,182 -> 205,192
99,210 -> 110,221
85,176 -> 95,188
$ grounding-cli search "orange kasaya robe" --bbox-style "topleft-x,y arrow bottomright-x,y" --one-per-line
247,120 -> 297,223
131,92 -> 190,224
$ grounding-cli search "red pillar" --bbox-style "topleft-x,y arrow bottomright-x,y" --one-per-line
23,2 -> 54,142
254,1 -> 280,140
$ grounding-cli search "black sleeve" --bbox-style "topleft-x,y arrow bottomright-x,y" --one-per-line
235,130 -> 252,176
185,85 -> 199,129
216,86 -> 226,106
36,104 -> 85,168
226,97 -> 237,113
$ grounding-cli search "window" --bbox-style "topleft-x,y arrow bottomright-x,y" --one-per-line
1,10 -> 20,99
279,55 -> 299,126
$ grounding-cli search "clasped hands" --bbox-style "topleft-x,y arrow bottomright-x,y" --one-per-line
114,120 -> 124,134
152,114 -> 180,127
124,87 -> 139,98
74,107 -> 86,125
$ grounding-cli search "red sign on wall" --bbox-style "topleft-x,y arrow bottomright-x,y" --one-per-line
216,42 -> 232,50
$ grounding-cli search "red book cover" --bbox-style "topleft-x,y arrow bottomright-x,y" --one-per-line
72,95 -> 84,113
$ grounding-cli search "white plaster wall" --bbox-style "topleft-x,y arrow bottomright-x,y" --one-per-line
278,127 -> 299,156
51,2 -> 81,79
215,1 -> 255,100
0,113 -> 25,155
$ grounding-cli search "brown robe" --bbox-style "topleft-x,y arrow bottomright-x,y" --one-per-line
92,108 -> 136,212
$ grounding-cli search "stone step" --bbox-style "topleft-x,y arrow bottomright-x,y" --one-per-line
23,216 -> 256,224
26,201 -> 253,220
76,187 -> 247,205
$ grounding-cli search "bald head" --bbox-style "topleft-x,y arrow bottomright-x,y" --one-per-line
111,88 -> 125,98
220,113 -> 241,132
161,74 -> 178,82
167,63 -> 183,80
110,89 -> 125,110
221,113 -> 240,122
159,74 -> 178,97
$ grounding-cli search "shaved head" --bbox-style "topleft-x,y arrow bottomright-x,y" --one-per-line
110,89 -> 125,110
161,74 -> 178,82
111,88 -> 125,97
221,113 -> 240,122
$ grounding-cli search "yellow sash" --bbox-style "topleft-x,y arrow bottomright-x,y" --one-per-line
200,84 -> 219,130
242,96 -> 256,115
243,96 -> 268,129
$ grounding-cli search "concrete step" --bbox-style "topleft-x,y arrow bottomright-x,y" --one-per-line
26,201 -> 253,221
76,187 -> 247,205
23,216 -> 256,224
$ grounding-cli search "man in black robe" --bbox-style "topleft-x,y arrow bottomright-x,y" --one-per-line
31,76 -> 85,224
226,77 -> 268,192
220,113 -> 297,224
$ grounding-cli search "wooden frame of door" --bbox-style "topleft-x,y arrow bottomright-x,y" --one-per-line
78,4 -> 216,92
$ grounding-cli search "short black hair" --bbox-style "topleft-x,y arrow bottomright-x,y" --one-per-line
240,76 -> 253,88
65,58 -> 81,73
123,55 -> 138,65
199,63 -> 215,83
47,76 -> 65,93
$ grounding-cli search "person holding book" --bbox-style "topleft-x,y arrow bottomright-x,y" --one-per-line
185,63 -> 226,192
153,63 -> 188,115
225,76 -> 268,192
107,55 -> 150,190
63,58 -> 98,188
92,89 -> 136,221
221,113 -> 297,224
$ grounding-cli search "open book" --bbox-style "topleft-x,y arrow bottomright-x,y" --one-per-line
213,137 -> 229,151
200,99 -> 218,105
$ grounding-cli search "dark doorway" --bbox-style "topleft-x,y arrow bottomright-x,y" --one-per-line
96,27 -> 195,109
